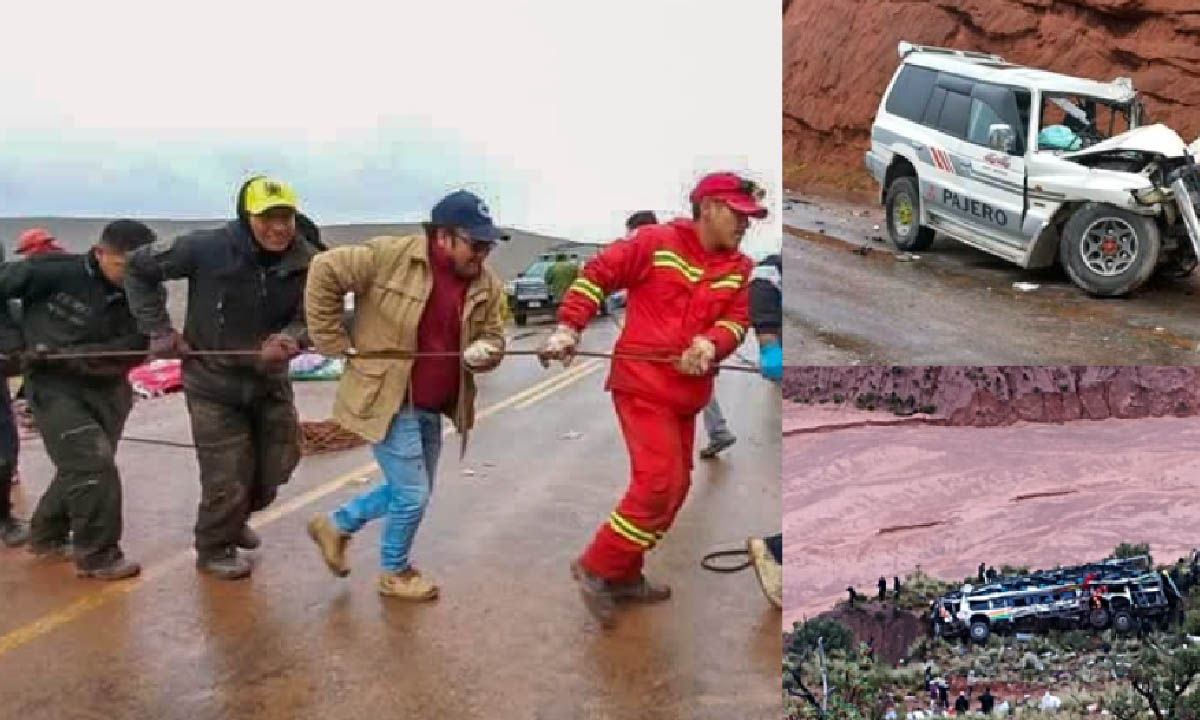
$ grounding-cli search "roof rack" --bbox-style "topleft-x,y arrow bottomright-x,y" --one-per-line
897,41 -> 1006,64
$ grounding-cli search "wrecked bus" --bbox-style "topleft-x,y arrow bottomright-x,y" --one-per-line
934,556 -> 1179,643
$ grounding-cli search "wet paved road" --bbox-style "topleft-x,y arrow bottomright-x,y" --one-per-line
0,320 -> 781,720
784,194 -> 1200,366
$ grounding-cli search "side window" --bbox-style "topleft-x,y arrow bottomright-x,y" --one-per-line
966,98 -> 1008,148
922,87 -> 948,127
969,600 -> 987,612
937,91 -> 972,138
885,65 -> 937,122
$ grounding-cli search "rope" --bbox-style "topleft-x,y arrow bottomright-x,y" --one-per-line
701,548 -> 752,573
123,420 -> 368,456
15,348 -> 761,373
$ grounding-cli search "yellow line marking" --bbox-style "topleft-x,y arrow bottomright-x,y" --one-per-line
514,361 -> 601,409
0,361 -> 600,657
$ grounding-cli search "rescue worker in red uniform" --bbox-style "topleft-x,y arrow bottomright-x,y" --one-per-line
538,172 -> 768,626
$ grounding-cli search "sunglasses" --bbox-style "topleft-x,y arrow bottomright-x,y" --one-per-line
452,231 -> 495,255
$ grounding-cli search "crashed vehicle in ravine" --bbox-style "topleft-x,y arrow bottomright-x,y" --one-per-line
865,42 -> 1200,296
932,556 -> 1181,643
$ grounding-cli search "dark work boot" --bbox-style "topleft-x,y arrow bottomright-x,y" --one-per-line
0,516 -> 30,548
570,559 -> 617,628
197,547 -> 252,580
76,551 -> 141,581
236,525 -> 261,550
610,575 -> 672,603
29,538 -> 72,561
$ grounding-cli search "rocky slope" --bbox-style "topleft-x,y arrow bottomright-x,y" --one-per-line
783,0 -> 1200,198
782,366 -> 1200,426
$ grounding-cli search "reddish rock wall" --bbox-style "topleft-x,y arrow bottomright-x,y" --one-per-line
782,366 -> 1200,426
783,0 -> 1200,196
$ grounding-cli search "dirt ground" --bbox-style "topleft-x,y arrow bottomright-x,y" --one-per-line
783,400 -> 1200,627
0,321 -> 782,720
783,193 -> 1200,366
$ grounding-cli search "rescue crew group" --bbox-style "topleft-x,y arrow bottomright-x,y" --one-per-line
0,171 -> 778,626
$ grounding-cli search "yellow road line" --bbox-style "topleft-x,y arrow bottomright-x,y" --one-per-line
514,362 -> 602,409
0,362 -> 599,657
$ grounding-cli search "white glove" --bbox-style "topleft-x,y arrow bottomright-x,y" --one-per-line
537,324 -> 580,368
676,336 -> 716,376
463,340 -> 502,371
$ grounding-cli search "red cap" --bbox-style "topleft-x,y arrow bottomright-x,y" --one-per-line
16,228 -> 63,255
689,172 -> 768,219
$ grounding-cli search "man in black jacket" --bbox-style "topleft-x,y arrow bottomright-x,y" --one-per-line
124,177 -> 314,580
0,220 -> 155,578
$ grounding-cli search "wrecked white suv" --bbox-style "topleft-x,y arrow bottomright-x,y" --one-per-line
864,42 -> 1200,296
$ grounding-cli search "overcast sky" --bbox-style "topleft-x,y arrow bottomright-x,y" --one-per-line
0,1 -> 781,253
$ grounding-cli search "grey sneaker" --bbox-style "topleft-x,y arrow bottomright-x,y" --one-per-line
570,560 -> 617,628
699,432 -> 737,459
76,554 -> 141,581
0,517 -> 30,548
197,547 -> 252,580
236,525 -> 261,550
610,575 -> 672,603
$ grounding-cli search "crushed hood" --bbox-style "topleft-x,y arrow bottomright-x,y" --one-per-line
1062,124 -> 1188,160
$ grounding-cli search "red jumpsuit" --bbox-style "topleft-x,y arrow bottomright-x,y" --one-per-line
557,219 -> 753,582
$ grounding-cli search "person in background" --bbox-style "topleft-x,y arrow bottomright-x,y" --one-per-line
15,228 -> 65,258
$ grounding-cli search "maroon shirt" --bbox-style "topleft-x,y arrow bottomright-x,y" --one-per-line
409,240 -> 469,412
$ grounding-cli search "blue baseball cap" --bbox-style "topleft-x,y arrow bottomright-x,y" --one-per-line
431,190 -> 508,243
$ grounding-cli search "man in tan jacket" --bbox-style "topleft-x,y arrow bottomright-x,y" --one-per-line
305,190 -> 507,600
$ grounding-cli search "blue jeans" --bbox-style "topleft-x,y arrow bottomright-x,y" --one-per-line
331,408 -> 442,572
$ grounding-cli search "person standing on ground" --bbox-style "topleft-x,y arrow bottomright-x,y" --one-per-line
979,687 -> 995,714
0,229 -> 24,545
125,176 -> 314,580
893,575 -> 901,600
304,190 -> 506,601
539,172 -> 764,627
545,253 -> 579,306
0,220 -> 155,576
878,575 -> 887,601
955,691 -> 969,715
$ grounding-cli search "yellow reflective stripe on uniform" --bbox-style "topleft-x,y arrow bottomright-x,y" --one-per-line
568,277 -> 604,306
652,250 -> 702,282
716,320 -> 747,342
711,274 -> 744,291
609,512 -> 655,548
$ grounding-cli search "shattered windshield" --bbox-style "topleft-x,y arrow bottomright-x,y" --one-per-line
1037,94 -> 1134,151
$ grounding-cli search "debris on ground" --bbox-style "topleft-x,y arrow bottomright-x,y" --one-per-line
462,469 -> 477,477
561,431 -> 583,440
895,253 -> 919,262
852,246 -> 871,257
868,235 -> 885,244
300,420 -> 367,456
1012,282 -> 1040,292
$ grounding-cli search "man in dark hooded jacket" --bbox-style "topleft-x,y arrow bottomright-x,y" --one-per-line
0,220 -> 155,577
124,177 -> 316,579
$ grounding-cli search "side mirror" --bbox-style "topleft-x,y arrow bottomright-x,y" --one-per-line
988,124 -> 1017,154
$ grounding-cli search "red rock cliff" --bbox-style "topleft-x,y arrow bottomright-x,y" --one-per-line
783,0 -> 1200,198
782,366 -> 1200,426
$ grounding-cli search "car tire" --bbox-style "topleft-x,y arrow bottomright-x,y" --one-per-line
1112,609 -> 1134,634
885,176 -> 935,252
969,620 -> 990,644
1060,203 -> 1160,297
1089,607 -> 1110,630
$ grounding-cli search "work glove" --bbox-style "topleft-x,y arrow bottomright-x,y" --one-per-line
259,333 -> 300,373
148,329 -> 191,359
463,340 -> 503,372
537,325 -> 580,368
676,336 -> 716,376
759,341 -> 782,383
18,343 -> 52,374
